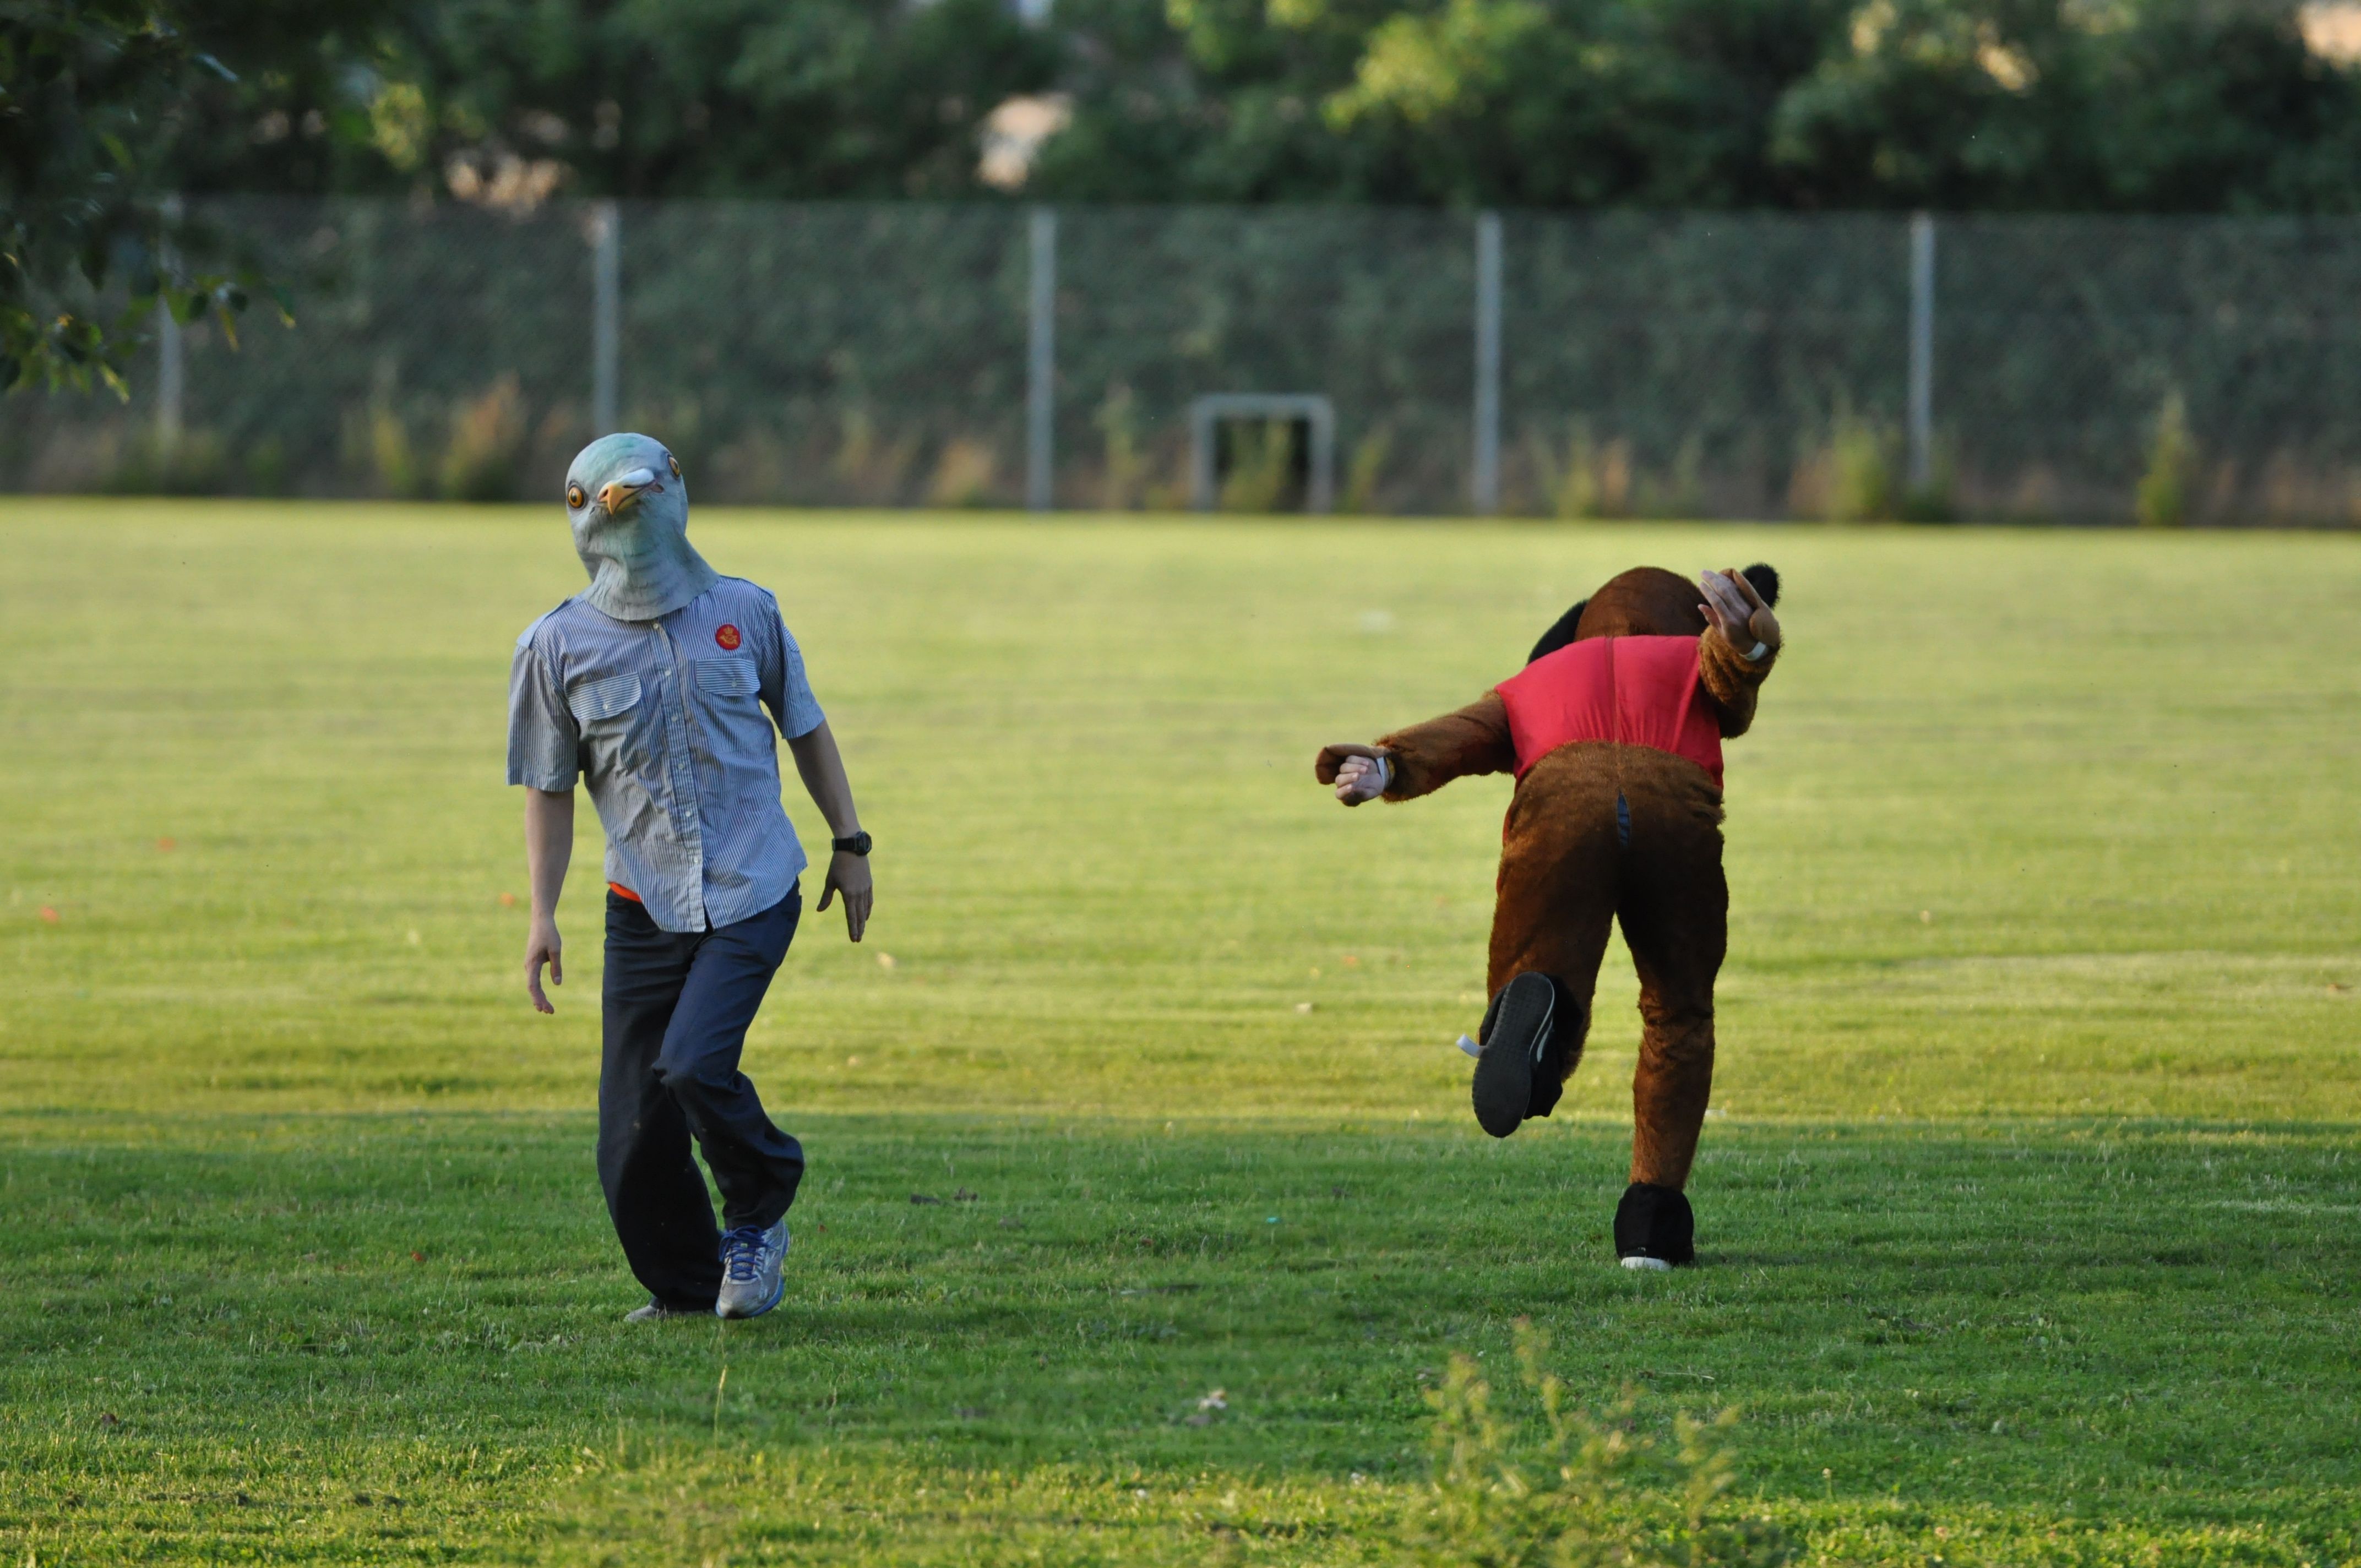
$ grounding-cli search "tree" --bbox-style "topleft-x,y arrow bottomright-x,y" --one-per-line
0,1 -> 375,393
1766,0 -> 2361,210
164,0 -> 1062,203
1028,0 -> 1868,206
1029,0 -> 2361,212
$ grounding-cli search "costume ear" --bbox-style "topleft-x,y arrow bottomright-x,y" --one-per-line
1740,563 -> 1780,609
1527,599 -> 1589,665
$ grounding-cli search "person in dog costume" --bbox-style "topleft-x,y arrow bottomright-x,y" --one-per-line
1316,564 -> 1781,1270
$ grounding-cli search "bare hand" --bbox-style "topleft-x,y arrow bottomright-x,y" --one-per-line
525,917 -> 563,1014
817,850 -> 872,942
1699,569 -> 1780,658
1316,743 -> 1390,806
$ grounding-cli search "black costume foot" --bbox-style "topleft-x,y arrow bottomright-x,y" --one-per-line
1472,973 -> 1557,1138
1613,1182 -> 1695,1268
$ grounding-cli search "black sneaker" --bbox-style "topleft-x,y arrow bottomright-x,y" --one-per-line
1613,1182 -> 1695,1269
1471,973 -> 1557,1139
1525,979 -> 1580,1121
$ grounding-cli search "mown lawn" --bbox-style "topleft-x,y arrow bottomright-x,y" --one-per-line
2,503 -> 2357,1564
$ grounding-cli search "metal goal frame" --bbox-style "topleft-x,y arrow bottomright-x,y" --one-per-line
1186,393 -> 1337,514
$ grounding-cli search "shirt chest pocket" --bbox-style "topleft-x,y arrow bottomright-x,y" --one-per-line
567,671 -> 643,726
693,655 -> 760,700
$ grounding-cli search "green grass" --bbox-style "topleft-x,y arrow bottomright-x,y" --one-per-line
2,502 -> 2358,1564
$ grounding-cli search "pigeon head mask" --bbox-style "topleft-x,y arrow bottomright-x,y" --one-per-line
563,433 -> 720,622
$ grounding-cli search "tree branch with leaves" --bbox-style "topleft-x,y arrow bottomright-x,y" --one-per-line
0,1 -> 346,394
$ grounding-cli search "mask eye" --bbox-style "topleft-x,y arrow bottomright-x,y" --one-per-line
567,483 -> 586,509
667,454 -> 681,478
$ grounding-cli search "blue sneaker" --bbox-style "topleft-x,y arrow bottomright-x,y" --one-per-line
715,1220 -> 789,1319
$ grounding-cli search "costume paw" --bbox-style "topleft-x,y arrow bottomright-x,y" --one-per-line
1613,1181 -> 1695,1267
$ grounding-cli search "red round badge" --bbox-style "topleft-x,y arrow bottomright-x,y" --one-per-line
715,624 -> 742,650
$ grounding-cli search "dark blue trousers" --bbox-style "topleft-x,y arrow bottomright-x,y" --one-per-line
599,886 -> 804,1311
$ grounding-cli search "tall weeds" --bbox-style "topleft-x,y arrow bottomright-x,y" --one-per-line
1405,1320 -> 1794,1568
1825,411 -> 1896,522
1529,421 -> 1633,519
1220,420 -> 1298,513
1343,423 -> 1394,513
926,437 -> 998,507
369,405 -> 422,498
1096,384 -> 1145,510
2136,393 -> 2196,527
438,375 -> 527,502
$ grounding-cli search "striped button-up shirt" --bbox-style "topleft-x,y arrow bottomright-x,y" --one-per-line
507,577 -> 825,933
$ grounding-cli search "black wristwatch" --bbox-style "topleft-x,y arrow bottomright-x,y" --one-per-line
831,831 -> 873,857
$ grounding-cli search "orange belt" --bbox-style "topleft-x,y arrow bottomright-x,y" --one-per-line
608,883 -> 642,902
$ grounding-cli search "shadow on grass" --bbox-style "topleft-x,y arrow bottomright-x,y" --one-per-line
1,1112 -> 2357,1563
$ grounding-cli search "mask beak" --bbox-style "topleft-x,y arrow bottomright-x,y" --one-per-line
597,467 -> 661,513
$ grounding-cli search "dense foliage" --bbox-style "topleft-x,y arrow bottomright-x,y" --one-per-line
2,0 -> 1051,391
150,0 -> 2361,213
164,0 -> 1060,201
0,1 -> 342,390
10,0 -> 2361,395
1035,0 -> 2361,210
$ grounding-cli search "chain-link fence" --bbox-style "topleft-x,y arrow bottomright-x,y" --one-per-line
10,196 -> 2361,523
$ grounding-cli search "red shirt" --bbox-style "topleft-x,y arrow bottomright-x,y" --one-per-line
1494,635 -> 1723,788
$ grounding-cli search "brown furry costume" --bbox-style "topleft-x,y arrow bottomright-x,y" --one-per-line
1316,565 -> 1780,1266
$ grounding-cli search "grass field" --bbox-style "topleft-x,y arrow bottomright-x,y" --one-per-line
2,501 -> 2358,1565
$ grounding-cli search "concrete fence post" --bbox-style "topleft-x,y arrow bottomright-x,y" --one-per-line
1908,211 -> 1935,490
592,200 -> 621,436
157,195 -> 184,460
1472,210 -> 1503,514
1026,206 -> 1058,512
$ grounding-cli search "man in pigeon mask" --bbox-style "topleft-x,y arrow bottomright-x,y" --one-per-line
507,433 -> 875,1322
567,431 -> 720,620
